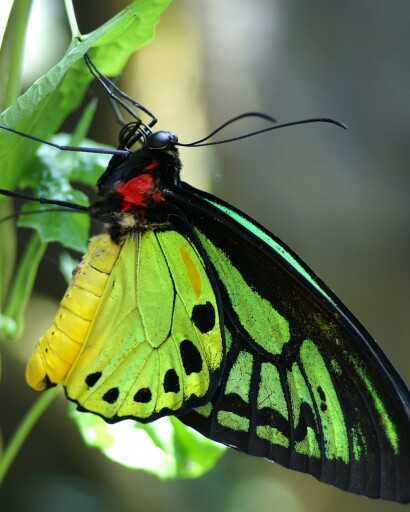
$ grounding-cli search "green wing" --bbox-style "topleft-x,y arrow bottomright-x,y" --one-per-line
170,183 -> 410,503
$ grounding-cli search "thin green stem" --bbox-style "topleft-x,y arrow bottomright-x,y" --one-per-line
0,199 -> 16,312
0,0 -> 33,109
64,0 -> 81,39
0,386 -> 61,486
0,0 -> 32,337
4,233 -> 47,339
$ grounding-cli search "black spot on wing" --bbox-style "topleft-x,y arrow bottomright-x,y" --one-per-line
317,386 -> 326,402
317,385 -> 327,411
164,369 -> 180,393
180,339 -> 203,375
86,372 -> 102,387
102,387 -> 119,404
293,402 -> 319,444
191,302 -> 215,333
134,388 -> 152,403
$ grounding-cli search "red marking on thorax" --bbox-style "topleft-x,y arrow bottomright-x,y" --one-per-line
143,160 -> 159,171
116,170 -> 163,211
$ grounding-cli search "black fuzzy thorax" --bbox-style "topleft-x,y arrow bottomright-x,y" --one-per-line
97,144 -> 182,196
89,144 -> 182,242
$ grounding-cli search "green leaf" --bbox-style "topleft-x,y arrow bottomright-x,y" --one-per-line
69,405 -> 226,479
16,134 -> 110,252
19,203 -> 89,253
68,97 -> 99,147
0,0 -> 171,191
19,133 -> 112,188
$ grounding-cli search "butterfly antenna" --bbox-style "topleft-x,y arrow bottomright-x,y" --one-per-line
0,123 -> 132,156
0,207 -> 85,224
177,115 -> 347,147
0,189 -> 88,212
0,53 -> 162,155
84,54 -> 157,147
178,112 -> 276,146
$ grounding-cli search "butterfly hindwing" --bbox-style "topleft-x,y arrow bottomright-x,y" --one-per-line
172,183 -> 410,502
27,216 -> 225,423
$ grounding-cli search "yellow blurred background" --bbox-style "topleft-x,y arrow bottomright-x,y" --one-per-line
1,1 -> 409,511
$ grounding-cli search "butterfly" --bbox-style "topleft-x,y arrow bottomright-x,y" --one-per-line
3,55 -> 410,503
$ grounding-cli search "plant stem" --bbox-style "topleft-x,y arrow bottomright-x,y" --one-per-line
0,199 -> 16,313
64,0 -> 81,39
0,0 -> 33,109
4,233 -> 46,339
0,386 -> 60,487
0,0 -> 33,333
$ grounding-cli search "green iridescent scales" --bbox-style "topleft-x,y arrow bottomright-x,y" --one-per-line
173,182 -> 410,502
201,195 -> 399,458
194,231 -> 352,462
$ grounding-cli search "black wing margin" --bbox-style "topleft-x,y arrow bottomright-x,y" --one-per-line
168,182 -> 410,503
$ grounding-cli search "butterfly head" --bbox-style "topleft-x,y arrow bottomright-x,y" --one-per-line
146,131 -> 178,150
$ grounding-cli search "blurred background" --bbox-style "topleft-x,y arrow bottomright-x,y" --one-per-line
1,0 -> 409,511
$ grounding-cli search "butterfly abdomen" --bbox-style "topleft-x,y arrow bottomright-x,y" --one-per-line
26,234 -> 121,390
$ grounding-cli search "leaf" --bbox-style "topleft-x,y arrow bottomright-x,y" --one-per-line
0,0 -> 171,191
69,405 -> 226,479
16,134 -> 110,252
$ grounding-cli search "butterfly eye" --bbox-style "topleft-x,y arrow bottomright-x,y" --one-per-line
147,131 -> 178,150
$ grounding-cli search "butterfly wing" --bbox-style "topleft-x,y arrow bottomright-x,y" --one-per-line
26,216 -> 225,423
170,182 -> 410,502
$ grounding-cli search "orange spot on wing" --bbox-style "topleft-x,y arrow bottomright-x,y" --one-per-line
179,248 -> 202,298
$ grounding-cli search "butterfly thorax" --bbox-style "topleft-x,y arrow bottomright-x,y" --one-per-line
89,142 -> 182,241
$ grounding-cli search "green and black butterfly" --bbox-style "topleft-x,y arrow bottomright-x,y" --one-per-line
1,55 -> 410,503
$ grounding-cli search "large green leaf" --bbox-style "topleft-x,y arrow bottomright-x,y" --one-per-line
69,405 -> 226,479
0,0 -> 171,191
16,133 -> 111,252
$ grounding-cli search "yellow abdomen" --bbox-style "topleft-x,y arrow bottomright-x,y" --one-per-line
26,234 -> 121,390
